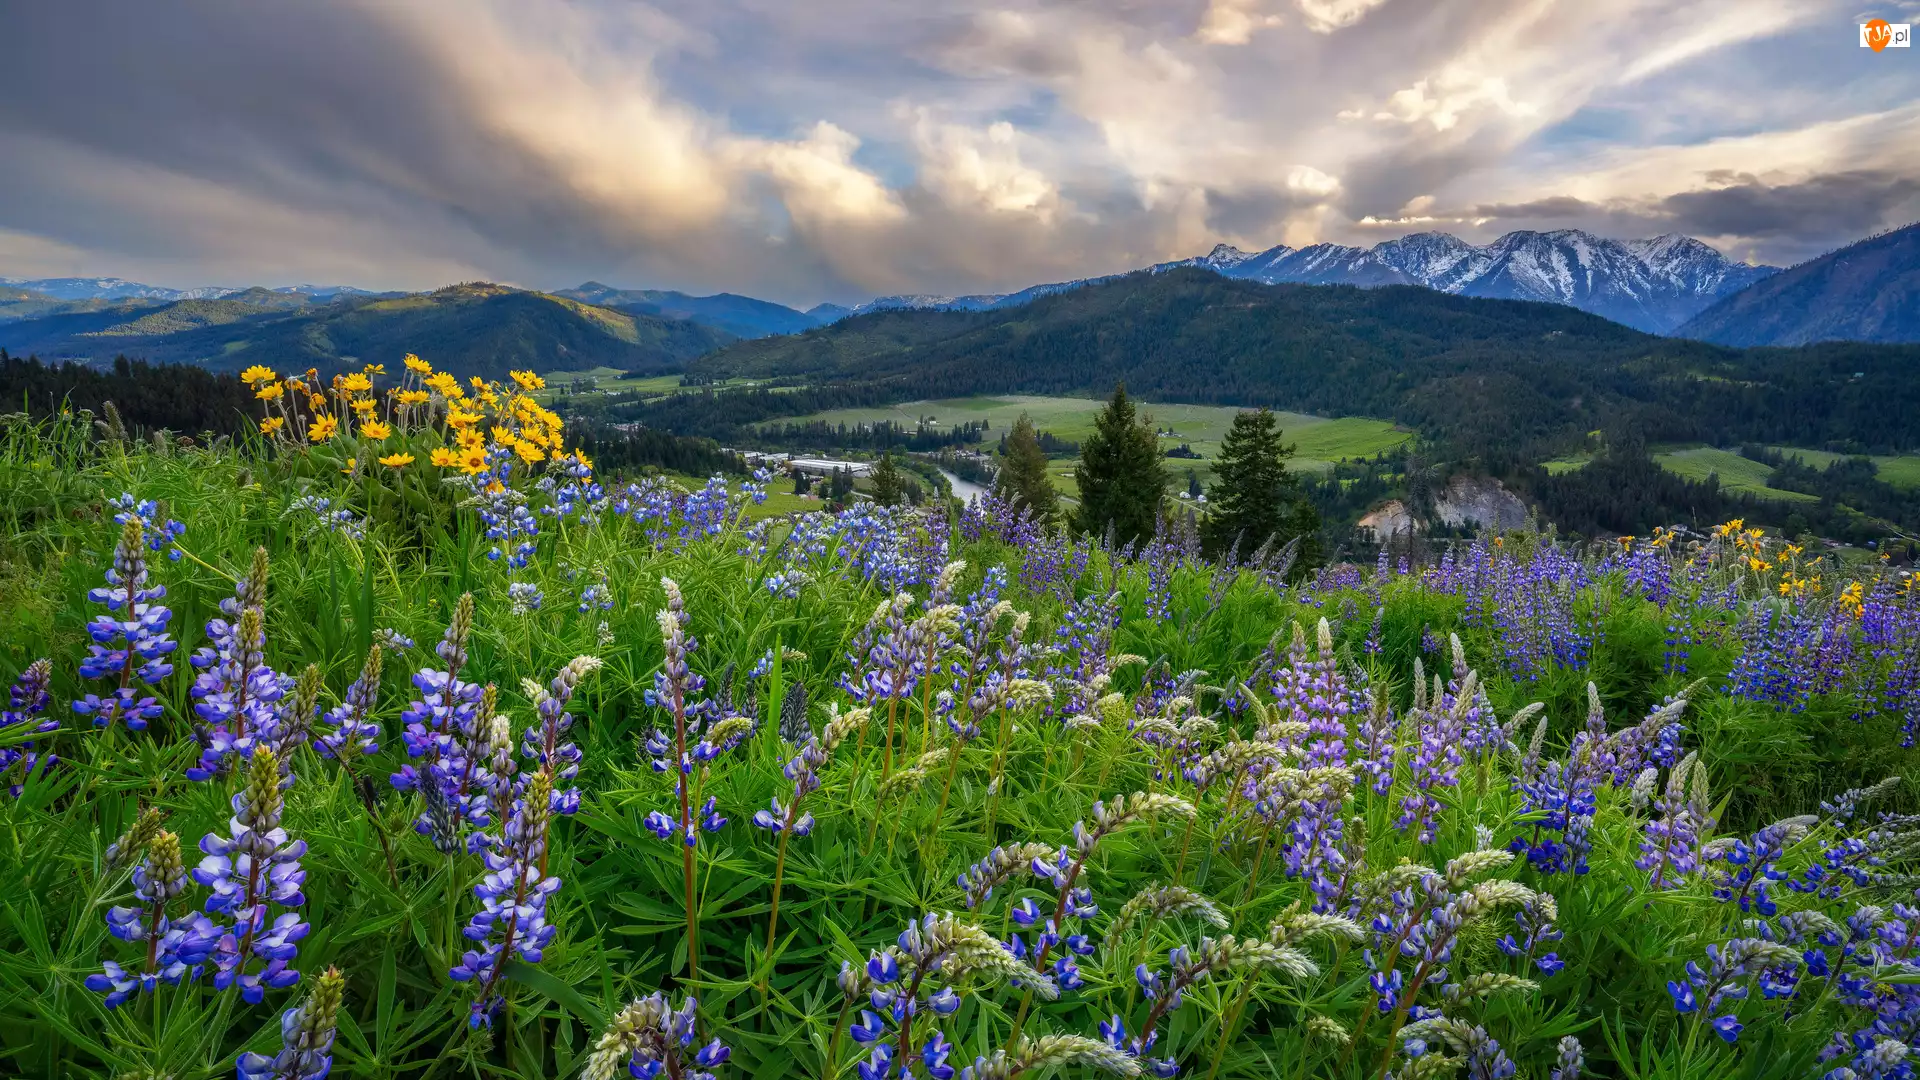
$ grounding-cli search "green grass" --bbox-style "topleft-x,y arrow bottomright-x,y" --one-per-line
778,395 -> 1411,473
1,406 -> 1917,1080
1542,455 -> 1592,475
1653,446 -> 1819,503
1765,446 -> 1920,489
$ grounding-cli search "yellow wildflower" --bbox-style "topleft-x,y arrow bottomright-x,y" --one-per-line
341,457 -> 358,475
430,447 -> 459,467
509,370 -> 545,391
336,372 -> 374,394
350,398 -> 378,415
397,389 -> 431,406
259,416 -> 285,435
404,353 -> 432,375
446,406 -> 481,429
379,452 -> 415,469
362,362 -> 386,376
255,382 -> 285,401
457,446 -> 490,474
360,419 -> 392,440
308,414 -> 338,442
511,440 -> 545,464
240,364 -> 278,385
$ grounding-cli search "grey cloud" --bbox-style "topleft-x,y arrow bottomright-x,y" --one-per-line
1656,171 -> 1920,249
0,0 -> 1905,302
1470,196 -> 1598,219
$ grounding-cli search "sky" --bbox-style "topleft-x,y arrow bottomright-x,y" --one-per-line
1,0 -> 1917,307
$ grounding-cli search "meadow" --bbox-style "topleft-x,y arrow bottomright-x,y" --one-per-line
774,396 -> 1413,477
2,362 -> 1920,1080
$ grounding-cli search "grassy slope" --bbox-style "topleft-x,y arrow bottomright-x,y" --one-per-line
0,286 -> 734,380
776,394 -> 1411,474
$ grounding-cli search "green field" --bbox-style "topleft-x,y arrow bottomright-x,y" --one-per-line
539,369 -> 768,401
1652,447 -> 1819,503
779,395 -> 1412,474
1764,446 -> 1920,489
1542,455 -> 1592,475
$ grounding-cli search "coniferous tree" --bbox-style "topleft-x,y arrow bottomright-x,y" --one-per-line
994,413 -> 1059,522
1202,408 -> 1321,565
1072,383 -> 1165,546
871,451 -> 905,507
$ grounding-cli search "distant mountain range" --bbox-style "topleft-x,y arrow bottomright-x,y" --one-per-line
1673,222 -> 1920,347
677,267 -> 1920,460
554,283 -> 820,339
828,230 -> 1779,334
0,277 -> 385,302
0,283 -> 730,379
3,221 -> 1914,361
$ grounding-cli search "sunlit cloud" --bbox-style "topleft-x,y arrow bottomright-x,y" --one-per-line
0,0 -> 1901,303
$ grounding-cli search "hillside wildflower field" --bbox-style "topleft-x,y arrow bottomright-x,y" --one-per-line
6,362 -> 1920,1080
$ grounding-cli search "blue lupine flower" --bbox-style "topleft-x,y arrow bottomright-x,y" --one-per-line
1,660 -> 57,796
72,519 -> 177,731
194,746 -> 310,1002
236,966 -> 344,1080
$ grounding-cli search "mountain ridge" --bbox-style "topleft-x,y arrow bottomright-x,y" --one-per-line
0,282 -> 732,380
1673,222 -> 1920,347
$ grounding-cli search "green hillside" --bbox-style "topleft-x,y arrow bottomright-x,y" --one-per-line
0,290 -> 161,327
0,283 -> 734,381
687,268 -> 1920,461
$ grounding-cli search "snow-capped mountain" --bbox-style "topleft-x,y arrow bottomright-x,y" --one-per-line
1164,229 -> 1777,332
816,229 -> 1774,333
0,277 -> 221,301
0,277 -> 382,303
848,293 -> 1007,316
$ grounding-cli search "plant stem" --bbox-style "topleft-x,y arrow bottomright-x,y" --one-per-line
761,828 -> 793,996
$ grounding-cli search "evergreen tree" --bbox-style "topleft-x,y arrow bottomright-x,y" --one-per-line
1202,408 -> 1321,565
871,451 -> 905,507
994,412 -> 1059,522
828,467 -> 855,503
1071,383 -> 1165,546
1186,468 -> 1202,498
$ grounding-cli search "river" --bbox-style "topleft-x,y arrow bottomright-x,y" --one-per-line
937,467 -> 990,504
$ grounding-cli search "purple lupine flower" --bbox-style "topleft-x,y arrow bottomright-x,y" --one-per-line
236,966 -> 344,1080
108,493 -> 187,560
1638,753 -> 1712,889
72,519 -> 177,731
520,656 -> 601,816
1706,816 -> 1817,918
1495,894 -> 1565,976
390,594 -> 480,792
582,993 -> 729,1080
1665,937 -> 1803,1044
1,660 -> 57,796
451,768 -> 560,1027
315,646 -> 382,762
87,829 -> 222,1008
194,746 -> 310,1002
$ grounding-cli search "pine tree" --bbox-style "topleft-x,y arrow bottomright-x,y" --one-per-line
1071,383 -> 1165,546
871,451 -> 905,507
994,413 -> 1059,522
1202,408 -> 1321,566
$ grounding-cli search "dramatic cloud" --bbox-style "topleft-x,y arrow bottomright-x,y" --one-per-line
0,0 -> 1907,304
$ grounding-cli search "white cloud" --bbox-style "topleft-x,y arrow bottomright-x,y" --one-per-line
1296,0 -> 1392,34
0,0 -> 1892,300
910,115 -> 1062,219
1194,0 -> 1284,45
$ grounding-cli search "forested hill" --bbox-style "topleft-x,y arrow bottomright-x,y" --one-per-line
0,283 -> 733,383
687,268 -> 1920,461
